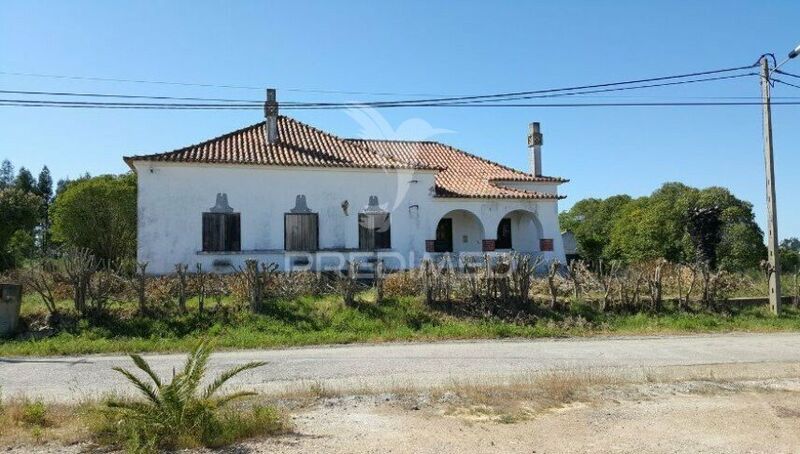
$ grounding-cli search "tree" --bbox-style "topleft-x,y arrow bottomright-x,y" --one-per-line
0,160 -> 13,189
50,173 -> 137,262
14,166 -> 36,193
567,182 -> 765,270
35,166 -> 54,252
780,237 -> 800,273
559,195 -> 632,262
0,188 -> 42,269
36,166 -> 53,201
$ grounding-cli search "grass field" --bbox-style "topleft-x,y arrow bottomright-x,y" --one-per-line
2,291 -> 800,356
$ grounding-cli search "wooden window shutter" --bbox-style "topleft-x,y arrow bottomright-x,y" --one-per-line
203,212 -> 240,252
374,213 -> 391,249
225,213 -> 241,251
285,213 -> 318,251
358,213 -> 373,250
359,213 -> 391,250
202,213 -> 216,252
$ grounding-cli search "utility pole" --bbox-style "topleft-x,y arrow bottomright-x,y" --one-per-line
759,55 -> 781,315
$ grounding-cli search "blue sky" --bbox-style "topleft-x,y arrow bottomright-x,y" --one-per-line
1,1 -> 799,238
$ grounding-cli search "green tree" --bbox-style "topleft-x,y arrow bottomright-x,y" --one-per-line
50,173 -> 137,262
0,188 -> 42,269
0,159 -> 13,189
559,195 -> 632,261
780,237 -> 800,273
566,182 -> 765,269
35,166 -> 54,252
35,166 -> 53,201
14,166 -> 36,193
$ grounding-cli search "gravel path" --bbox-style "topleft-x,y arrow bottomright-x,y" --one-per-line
2,333 -> 800,402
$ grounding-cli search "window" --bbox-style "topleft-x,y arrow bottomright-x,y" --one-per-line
496,218 -> 512,249
202,212 -> 241,252
359,212 -> 391,250
285,213 -> 319,251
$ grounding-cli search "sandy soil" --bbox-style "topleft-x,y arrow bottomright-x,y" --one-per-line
229,380 -> 800,454
7,366 -> 800,453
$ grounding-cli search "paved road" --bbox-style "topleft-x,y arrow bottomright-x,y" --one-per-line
2,333 -> 799,402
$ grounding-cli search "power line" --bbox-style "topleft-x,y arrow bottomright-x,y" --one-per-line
0,63 -> 776,111
3,98 -> 800,110
303,64 -> 759,107
775,69 -> 800,80
0,89 -> 262,104
0,72 -> 758,107
0,70 -> 457,97
774,79 -> 800,90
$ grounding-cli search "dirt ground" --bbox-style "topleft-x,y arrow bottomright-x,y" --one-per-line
233,378 -> 800,454
7,365 -> 800,453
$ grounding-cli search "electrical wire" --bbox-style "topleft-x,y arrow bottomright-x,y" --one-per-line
2,99 -> 799,110
774,79 -> 800,90
775,69 -> 800,80
0,70 -> 458,97
0,72 -> 758,107
0,63 -> 776,111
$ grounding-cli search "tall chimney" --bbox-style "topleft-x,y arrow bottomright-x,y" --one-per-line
264,88 -> 278,144
527,122 -> 543,176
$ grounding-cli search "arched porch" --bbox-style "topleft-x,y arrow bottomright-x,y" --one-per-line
431,209 -> 485,253
494,209 -> 543,253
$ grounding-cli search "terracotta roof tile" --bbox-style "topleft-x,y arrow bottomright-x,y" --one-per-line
347,139 -> 567,200
124,116 -> 567,200
124,116 -> 430,170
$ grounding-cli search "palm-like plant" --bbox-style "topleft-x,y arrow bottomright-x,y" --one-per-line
107,342 -> 266,450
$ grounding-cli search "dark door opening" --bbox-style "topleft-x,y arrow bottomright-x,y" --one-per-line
435,218 -> 453,252
496,218 -> 512,249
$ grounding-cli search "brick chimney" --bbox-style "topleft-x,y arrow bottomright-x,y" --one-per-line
527,122 -> 543,176
264,88 -> 278,144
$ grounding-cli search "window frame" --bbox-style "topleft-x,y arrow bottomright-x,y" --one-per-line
202,212 -> 241,252
284,212 -> 319,252
358,212 -> 391,250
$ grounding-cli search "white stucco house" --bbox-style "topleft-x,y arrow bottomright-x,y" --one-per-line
124,92 -> 569,274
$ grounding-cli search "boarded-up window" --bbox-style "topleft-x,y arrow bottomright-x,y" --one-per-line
359,213 -> 391,250
285,213 -> 319,251
540,238 -> 554,252
202,212 -> 241,252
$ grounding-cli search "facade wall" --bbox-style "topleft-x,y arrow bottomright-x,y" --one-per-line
133,161 -> 567,274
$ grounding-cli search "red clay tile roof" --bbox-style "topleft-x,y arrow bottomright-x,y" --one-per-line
124,116 -> 431,170
124,115 -> 567,199
347,139 -> 567,200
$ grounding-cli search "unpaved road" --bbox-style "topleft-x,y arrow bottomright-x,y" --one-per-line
243,381 -> 800,454
2,333 -> 800,402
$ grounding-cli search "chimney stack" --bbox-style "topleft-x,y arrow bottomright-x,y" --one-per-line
264,88 -> 278,144
527,122 -> 543,176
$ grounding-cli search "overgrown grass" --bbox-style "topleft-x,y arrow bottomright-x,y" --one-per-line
3,292 -> 800,356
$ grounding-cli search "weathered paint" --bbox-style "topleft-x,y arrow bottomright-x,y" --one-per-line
132,161 -> 566,273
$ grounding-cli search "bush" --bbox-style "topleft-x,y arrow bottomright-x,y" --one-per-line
97,341 -> 277,452
383,271 -> 423,298
50,173 -> 136,262
10,399 -> 49,427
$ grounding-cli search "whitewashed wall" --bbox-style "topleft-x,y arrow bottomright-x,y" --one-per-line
133,161 -> 566,274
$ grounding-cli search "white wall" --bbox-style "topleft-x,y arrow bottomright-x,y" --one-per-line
133,161 -> 567,273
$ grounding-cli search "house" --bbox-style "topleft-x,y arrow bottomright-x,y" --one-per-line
123,90 -> 569,274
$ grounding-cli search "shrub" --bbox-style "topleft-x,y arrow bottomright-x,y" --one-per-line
10,399 -> 49,427
98,341 -> 273,452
